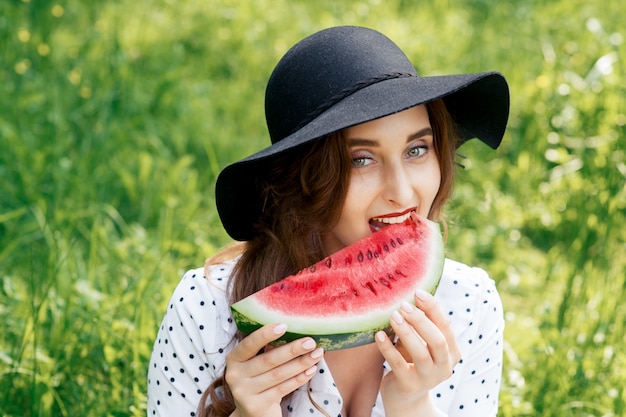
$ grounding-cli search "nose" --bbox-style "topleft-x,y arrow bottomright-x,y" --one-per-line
382,162 -> 415,207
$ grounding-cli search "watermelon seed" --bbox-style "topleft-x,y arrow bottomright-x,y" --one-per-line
326,258 -> 332,268
396,237 -> 404,245
367,250 -> 373,260
390,240 -> 396,248
357,252 -> 364,262
379,278 -> 391,288
395,269 -> 407,277
383,243 -> 389,252
309,265 -> 316,272
387,273 -> 396,281
362,281 -> 377,295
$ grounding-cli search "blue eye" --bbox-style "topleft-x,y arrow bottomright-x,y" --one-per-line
352,157 -> 371,167
351,149 -> 374,167
407,145 -> 428,158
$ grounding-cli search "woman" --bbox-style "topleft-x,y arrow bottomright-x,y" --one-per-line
147,26 -> 510,417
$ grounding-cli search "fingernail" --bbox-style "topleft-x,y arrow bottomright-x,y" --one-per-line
391,310 -> 404,324
302,338 -> 316,349
415,289 -> 430,301
401,301 -> 414,312
273,323 -> 288,334
305,365 -> 318,376
376,331 -> 387,342
310,347 -> 324,359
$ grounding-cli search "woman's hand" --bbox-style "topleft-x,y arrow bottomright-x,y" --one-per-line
225,323 -> 324,417
375,289 -> 461,417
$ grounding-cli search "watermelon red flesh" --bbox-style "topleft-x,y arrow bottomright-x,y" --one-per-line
230,214 -> 444,350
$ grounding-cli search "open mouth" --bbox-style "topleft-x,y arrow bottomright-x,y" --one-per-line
369,210 -> 415,232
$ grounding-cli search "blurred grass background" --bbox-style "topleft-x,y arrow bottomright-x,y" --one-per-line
0,0 -> 624,416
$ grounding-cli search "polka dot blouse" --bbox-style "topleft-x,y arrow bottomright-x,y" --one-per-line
146,258 -> 505,417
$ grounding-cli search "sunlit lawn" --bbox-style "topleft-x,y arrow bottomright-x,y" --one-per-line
1,0 -> 624,416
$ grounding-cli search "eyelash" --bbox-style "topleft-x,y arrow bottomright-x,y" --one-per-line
407,144 -> 430,158
351,155 -> 372,167
351,144 -> 430,168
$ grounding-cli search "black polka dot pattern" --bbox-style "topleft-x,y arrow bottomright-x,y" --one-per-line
146,261 -> 238,416
428,259 -> 505,416
146,258 -> 504,417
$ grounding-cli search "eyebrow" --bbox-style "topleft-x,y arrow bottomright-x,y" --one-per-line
346,127 -> 434,147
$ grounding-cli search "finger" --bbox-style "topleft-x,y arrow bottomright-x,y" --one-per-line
394,338 -> 412,363
253,345 -> 324,393
375,329 -> 409,373
389,309 -> 434,368
228,323 -> 288,363
414,290 -> 462,363
252,336 -> 319,371
414,290 -> 445,325
399,301 -> 449,365
227,338 -> 323,400
254,363 -> 319,406
230,336 -> 321,392
232,364 -> 319,416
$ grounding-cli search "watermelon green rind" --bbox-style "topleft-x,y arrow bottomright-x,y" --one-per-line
230,216 -> 444,351
231,307 -> 396,350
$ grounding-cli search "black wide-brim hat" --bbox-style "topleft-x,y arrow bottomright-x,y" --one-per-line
216,26 -> 510,241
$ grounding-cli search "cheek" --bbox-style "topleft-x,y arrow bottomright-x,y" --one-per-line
425,163 -> 443,216
416,162 -> 442,208
343,173 -> 371,207
339,183 -> 366,226
433,167 -> 442,196
333,177 -> 373,236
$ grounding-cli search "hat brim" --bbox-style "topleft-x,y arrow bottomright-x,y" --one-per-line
216,71 -> 509,241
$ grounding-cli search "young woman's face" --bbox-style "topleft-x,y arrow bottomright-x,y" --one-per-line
323,105 -> 441,254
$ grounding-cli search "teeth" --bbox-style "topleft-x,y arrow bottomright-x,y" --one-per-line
372,211 -> 413,224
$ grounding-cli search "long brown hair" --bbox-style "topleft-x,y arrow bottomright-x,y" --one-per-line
197,100 -> 459,417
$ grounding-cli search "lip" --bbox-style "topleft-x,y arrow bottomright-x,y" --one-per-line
369,207 -> 416,231
372,207 -> 416,219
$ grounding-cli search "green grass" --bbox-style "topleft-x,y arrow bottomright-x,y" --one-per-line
1,0 -> 624,416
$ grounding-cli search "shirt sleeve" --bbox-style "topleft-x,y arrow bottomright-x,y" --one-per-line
146,265 -> 237,417
431,261 -> 505,417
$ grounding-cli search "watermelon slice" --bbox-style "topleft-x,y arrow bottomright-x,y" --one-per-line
230,214 -> 444,351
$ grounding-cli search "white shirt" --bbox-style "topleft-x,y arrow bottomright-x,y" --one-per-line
147,258 -> 504,417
